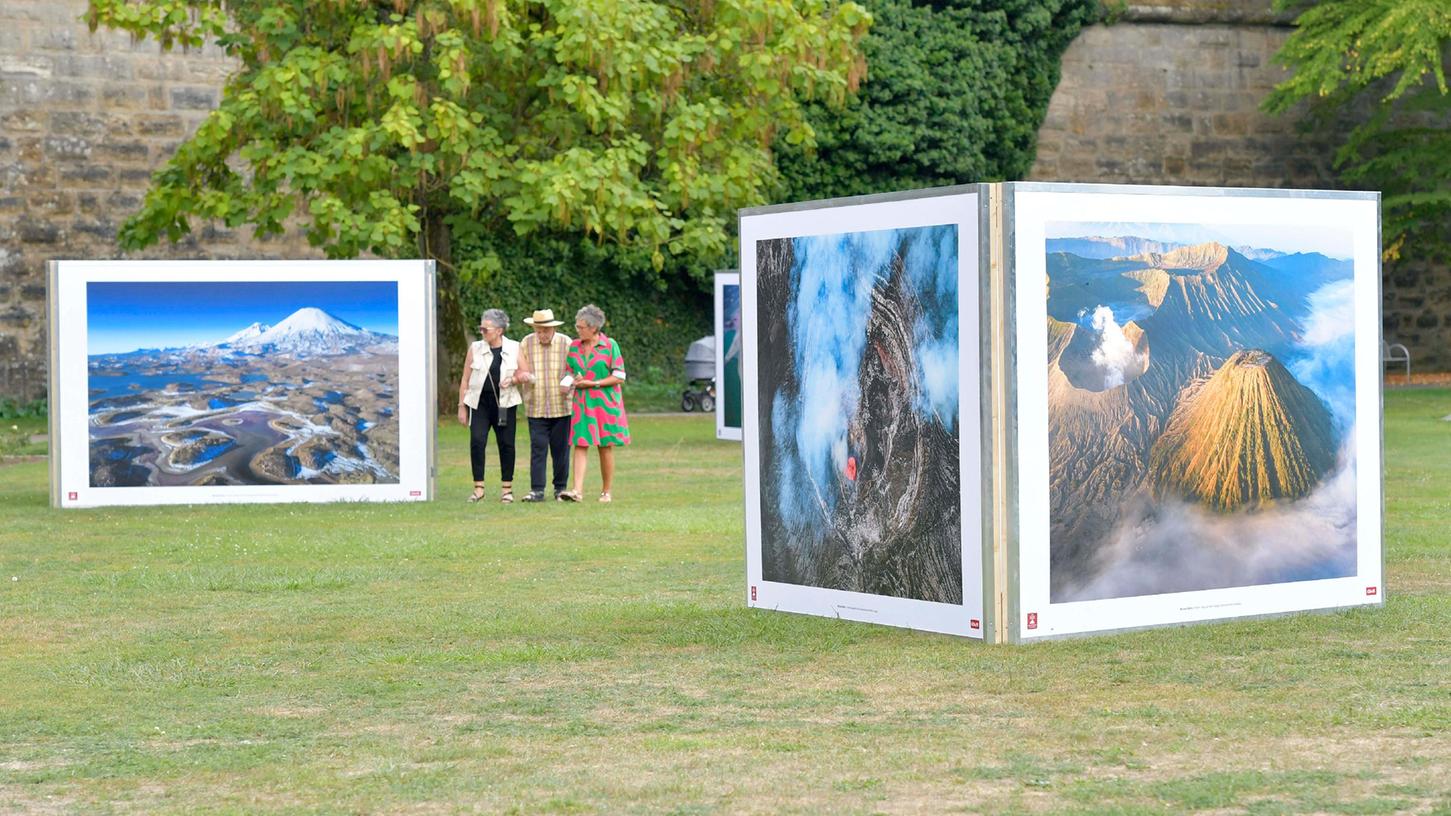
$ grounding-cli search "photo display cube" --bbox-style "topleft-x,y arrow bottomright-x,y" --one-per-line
739,183 -> 1383,642
48,260 -> 437,508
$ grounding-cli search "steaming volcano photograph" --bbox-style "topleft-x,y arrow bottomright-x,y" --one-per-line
1044,221 -> 1359,602
756,225 -> 962,604
86,280 -> 401,488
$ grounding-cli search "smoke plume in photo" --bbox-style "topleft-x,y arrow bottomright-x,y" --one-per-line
756,224 -> 962,603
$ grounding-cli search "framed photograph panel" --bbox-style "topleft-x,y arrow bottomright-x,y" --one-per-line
714,271 -> 742,441
740,187 -> 985,638
1005,184 -> 1383,640
49,260 -> 436,508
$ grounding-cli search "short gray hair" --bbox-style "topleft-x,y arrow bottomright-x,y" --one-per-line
575,304 -> 606,331
480,308 -> 510,330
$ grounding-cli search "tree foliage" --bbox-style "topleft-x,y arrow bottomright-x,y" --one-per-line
455,232 -> 709,380
86,0 -> 871,408
1265,0 -> 1451,263
775,0 -> 1098,201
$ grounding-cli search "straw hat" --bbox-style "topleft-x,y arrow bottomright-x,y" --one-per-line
523,308 -> 564,327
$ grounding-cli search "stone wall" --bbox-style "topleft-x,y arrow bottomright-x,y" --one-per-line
1029,0 -> 1451,369
0,0 -> 317,404
1028,7 -> 1331,188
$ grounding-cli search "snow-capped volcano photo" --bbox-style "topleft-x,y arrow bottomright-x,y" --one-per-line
219,321 -> 269,346
86,281 -> 401,488
216,307 -> 397,356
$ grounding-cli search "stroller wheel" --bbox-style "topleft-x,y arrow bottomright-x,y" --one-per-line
681,393 -> 697,412
700,394 -> 715,413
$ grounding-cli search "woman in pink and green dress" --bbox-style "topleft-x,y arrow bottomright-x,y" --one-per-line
557,304 -> 630,502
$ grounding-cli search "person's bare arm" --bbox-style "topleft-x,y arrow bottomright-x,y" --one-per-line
456,345 -> 474,425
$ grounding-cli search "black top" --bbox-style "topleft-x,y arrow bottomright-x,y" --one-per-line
481,345 -> 503,411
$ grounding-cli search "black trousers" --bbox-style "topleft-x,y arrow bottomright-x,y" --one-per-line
469,402 -> 516,482
528,415 -> 571,494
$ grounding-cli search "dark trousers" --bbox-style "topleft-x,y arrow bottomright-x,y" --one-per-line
528,415 -> 571,494
469,403 -> 516,482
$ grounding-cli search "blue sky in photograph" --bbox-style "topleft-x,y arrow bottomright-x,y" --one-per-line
87,281 -> 399,354
1044,221 -> 1352,259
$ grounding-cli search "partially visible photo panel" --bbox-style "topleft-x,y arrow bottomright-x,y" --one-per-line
1007,184 -> 1383,640
49,260 -> 435,508
714,271 -> 742,441
740,188 -> 985,638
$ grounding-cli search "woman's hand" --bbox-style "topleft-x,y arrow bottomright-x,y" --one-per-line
574,379 -> 596,389
457,405 -> 468,426
513,371 -> 534,384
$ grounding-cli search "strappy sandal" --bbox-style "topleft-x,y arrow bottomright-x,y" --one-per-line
598,492 -> 612,503
467,484 -> 485,503
499,491 -> 514,504
557,490 -> 581,502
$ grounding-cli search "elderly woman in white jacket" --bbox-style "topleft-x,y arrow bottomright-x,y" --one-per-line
456,308 -> 523,503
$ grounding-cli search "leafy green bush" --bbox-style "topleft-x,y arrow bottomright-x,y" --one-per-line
0,398 -> 46,420
776,0 -> 1100,200
454,230 -> 712,397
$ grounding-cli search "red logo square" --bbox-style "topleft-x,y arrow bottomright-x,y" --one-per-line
68,492 -> 77,501
1366,586 -> 1378,596
1026,612 -> 1039,630
750,585 -> 757,601
970,619 -> 980,630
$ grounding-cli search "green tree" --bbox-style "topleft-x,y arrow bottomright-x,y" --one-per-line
776,0 -> 1099,201
1265,0 -> 1451,263
86,0 -> 870,410
453,232 -> 711,381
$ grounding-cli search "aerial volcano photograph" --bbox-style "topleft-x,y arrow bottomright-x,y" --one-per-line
756,225 -> 962,604
1044,223 -> 1359,602
86,280 -> 401,488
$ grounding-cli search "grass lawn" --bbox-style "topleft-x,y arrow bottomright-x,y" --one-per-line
2,391 -> 1449,814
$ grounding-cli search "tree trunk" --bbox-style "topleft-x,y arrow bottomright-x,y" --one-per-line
422,212 -> 468,419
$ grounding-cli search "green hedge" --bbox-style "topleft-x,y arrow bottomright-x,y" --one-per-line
0,398 -> 46,420
776,0 -> 1100,200
454,232 -> 713,394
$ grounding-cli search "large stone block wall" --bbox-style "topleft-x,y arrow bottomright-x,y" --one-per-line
1028,17 -> 1332,188
0,0 -> 317,403
1029,0 -> 1451,368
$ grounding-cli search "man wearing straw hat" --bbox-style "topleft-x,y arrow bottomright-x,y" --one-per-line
511,308 -> 573,501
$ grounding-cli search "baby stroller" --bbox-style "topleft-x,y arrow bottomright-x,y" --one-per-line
681,335 -> 716,412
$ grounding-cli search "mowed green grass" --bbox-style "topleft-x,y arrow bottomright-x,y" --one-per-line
2,393 -> 1449,815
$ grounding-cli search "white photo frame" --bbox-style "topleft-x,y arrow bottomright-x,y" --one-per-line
740,187 -> 985,638
714,271 -> 742,441
1005,184 -> 1383,641
48,260 -> 436,508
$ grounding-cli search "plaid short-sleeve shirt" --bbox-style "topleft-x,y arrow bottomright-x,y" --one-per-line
520,331 -> 572,418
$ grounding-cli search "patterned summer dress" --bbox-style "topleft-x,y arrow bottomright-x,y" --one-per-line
566,334 -> 631,447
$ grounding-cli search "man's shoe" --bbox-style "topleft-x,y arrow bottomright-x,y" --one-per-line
520,491 -> 546,503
